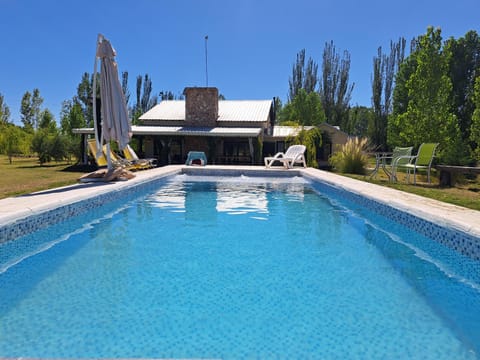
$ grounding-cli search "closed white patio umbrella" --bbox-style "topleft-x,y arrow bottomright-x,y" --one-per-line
93,34 -> 131,171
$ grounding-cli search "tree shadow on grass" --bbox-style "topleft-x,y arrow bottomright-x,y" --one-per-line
16,163 -> 97,172
61,163 -> 98,173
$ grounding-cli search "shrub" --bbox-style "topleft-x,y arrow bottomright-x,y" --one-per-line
294,127 -> 323,167
329,137 -> 369,174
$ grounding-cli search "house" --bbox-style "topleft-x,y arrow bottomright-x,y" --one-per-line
138,87 -> 273,165
74,87 -> 349,166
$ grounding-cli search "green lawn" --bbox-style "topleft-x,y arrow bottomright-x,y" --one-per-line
0,155 -> 92,199
348,168 -> 480,211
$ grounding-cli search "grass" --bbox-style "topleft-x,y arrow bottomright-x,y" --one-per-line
0,155 -> 93,199
0,154 -> 479,212
347,167 -> 480,211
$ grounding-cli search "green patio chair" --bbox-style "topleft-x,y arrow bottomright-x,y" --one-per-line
369,146 -> 413,181
392,143 -> 439,185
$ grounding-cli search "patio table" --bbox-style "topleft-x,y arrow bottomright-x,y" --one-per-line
368,152 -> 394,180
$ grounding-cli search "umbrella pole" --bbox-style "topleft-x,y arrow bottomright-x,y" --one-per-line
105,142 -> 114,171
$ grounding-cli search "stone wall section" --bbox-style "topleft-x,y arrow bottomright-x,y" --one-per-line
184,87 -> 219,127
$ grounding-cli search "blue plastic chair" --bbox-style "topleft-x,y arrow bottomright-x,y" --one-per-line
185,151 -> 207,166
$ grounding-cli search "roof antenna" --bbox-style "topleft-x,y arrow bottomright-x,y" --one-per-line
204,35 -> 209,87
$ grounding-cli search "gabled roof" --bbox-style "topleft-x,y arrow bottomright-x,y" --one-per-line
139,100 -> 272,122
139,101 -> 185,121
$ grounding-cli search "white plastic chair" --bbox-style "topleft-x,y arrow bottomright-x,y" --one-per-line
264,145 -> 307,169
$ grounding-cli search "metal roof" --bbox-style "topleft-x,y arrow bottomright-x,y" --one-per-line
139,101 -> 185,121
73,125 -> 262,137
139,100 -> 272,122
266,125 -> 315,138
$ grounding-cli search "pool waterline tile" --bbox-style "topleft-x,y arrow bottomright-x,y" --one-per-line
1,165 -> 479,260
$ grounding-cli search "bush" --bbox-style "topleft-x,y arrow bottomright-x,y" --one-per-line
329,137 -> 369,174
31,130 -> 69,165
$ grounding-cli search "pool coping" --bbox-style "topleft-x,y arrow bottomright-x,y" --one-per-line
1,164 -> 479,242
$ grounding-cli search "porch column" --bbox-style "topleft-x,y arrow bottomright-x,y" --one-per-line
81,134 -> 88,165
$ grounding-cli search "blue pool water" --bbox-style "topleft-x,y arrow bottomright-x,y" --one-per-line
0,175 -> 479,359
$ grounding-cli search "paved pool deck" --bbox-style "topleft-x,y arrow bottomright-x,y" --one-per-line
1,165 -> 480,239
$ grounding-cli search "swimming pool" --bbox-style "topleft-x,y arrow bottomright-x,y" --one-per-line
0,171 -> 479,358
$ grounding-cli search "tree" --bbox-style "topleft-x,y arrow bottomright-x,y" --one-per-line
60,99 -> 87,161
273,97 -> 283,124
20,88 -> 43,131
31,110 -> 68,165
121,71 -> 130,105
133,74 -> 158,124
319,41 -> 354,128
159,90 -> 175,101
0,124 -> 29,163
347,105 -> 373,137
60,99 -> 86,136
76,72 -> 99,127
279,89 -> 325,126
471,76 -> 480,162
0,93 -> 11,125
288,49 -> 318,101
447,30 -> 480,149
389,27 -> 464,164
38,109 -> 56,132
370,38 -> 406,149
389,39 -> 418,145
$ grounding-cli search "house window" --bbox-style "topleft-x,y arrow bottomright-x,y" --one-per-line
222,140 -> 251,164
169,139 -> 183,164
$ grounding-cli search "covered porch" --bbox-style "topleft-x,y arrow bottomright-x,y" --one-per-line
73,125 -> 263,166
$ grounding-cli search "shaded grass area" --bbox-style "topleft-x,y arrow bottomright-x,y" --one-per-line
0,156 -> 95,199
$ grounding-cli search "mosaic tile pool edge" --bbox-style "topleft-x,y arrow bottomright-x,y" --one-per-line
302,173 -> 480,261
0,174 -> 177,244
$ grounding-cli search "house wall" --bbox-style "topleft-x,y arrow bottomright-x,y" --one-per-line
184,87 -> 219,127
184,137 -> 209,155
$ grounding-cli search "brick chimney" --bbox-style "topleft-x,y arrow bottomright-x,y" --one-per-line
184,87 -> 219,127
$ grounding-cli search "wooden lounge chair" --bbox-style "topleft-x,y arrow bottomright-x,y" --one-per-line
264,145 -> 306,169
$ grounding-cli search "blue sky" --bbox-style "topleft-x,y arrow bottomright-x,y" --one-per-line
1,0 -> 479,125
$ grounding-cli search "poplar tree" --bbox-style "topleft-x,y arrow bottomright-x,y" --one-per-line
370,38 -> 406,149
121,71 -> 130,105
288,49 -> 318,101
20,88 -> 43,131
319,41 -> 354,128
0,93 -> 10,125
133,74 -> 158,123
